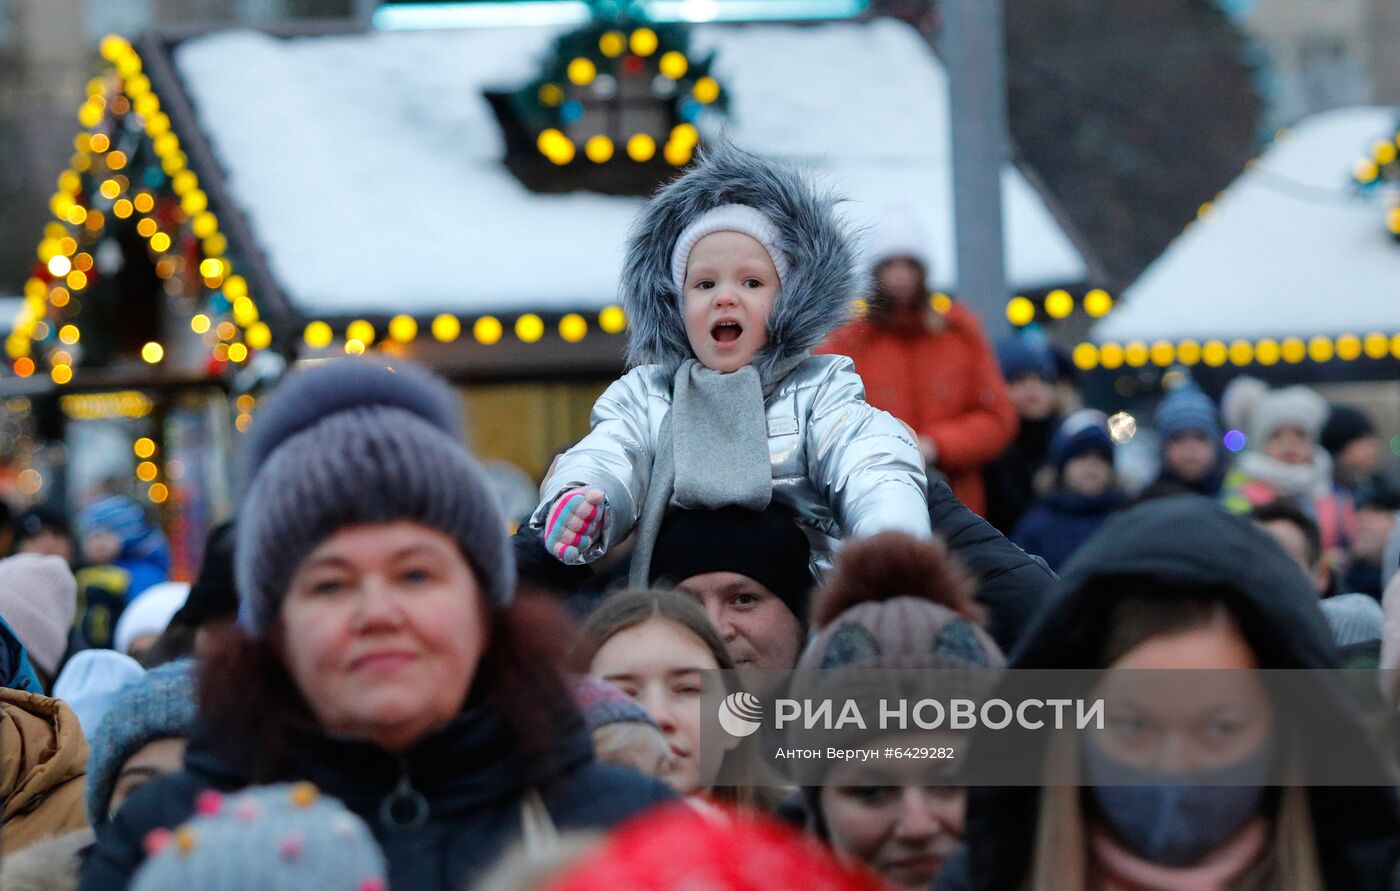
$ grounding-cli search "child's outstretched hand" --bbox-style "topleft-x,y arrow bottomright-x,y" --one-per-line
543,487 -> 606,564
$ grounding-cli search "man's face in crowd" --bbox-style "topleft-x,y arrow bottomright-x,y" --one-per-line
875,258 -> 925,309
1352,506 -> 1397,565
678,571 -> 804,670
1256,519 -> 1327,594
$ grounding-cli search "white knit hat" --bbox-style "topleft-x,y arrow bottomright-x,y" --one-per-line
1221,377 -> 1329,446
0,553 -> 77,676
669,204 -> 790,295
864,205 -> 931,273
114,581 -> 191,655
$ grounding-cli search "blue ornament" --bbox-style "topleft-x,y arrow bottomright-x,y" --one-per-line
211,294 -> 232,312
142,167 -> 166,188
680,99 -> 701,122
560,100 -> 584,124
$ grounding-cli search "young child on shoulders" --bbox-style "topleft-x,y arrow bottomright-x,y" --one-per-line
530,144 -> 931,584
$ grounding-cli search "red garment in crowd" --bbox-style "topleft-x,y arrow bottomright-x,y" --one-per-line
817,301 -> 1018,515
544,803 -> 884,891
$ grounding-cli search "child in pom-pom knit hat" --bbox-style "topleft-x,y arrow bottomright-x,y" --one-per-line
1221,376 -> 1355,554
531,144 -> 931,586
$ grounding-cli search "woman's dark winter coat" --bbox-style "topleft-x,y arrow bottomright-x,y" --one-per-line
1010,489 -> 1122,572
982,414 -> 1059,535
80,703 -> 672,890
935,495 -> 1400,891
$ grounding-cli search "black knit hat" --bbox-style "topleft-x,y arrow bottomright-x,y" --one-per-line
170,520 -> 237,628
648,505 -> 814,624
1321,404 -> 1376,456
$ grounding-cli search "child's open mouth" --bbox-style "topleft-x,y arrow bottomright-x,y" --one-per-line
711,321 -> 743,344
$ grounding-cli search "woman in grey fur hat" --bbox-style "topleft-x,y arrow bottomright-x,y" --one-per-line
79,360 -> 672,891
531,143 -> 932,585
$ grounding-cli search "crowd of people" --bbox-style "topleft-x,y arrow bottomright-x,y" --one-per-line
1,144 -> 1399,889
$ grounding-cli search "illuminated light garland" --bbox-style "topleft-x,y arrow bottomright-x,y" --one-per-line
1072,332 -> 1400,370
9,34 -> 260,383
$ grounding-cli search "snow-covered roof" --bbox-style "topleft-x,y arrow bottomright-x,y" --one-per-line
172,19 -> 1089,319
1095,107 -> 1400,344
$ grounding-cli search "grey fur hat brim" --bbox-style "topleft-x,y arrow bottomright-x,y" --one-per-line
234,360 -> 515,638
620,141 -> 864,378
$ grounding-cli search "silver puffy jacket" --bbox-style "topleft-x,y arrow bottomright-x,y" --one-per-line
530,354 -> 932,573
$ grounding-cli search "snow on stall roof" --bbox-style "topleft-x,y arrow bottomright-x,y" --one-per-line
174,19 -> 1088,318
1095,107 -> 1400,344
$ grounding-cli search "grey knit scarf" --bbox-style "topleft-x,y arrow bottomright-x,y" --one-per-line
629,353 -> 808,587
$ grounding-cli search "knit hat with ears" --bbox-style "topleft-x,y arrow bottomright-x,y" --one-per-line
620,140 -> 863,380
235,359 -> 515,639
130,783 -> 387,891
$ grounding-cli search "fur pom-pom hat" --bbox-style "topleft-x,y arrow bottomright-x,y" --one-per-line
1222,376 -> 1328,449
235,359 -> 515,638
799,532 -> 1004,671
620,141 -> 863,379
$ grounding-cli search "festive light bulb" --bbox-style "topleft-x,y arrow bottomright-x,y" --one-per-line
567,58 -> 597,86
599,305 -> 626,334
473,316 -> 503,345
148,483 -> 169,505
346,320 -> 375,346
1307,336 -> 1333,363
627,133 -> 656,162
107,150 -> 128,170
137,461 -> 158,482
663,140 -> 692,166
1044,289 -> 1073,319
388,315 -> 417,344
114,198 -> 134,219
1005,296 -> 1034,326
1336,334 -> 1362,361
630,28 -> 659,56
303,321 -> 333,349
149,232 -> 171,252
538,84 -> 565,107
586,135 -> 615,164
141,342 -> 164,364
1124,341 -> 1149,367
1281,337 -> 1306,364
432,314 -> 461,343
58,325 -> 80,345
1365,333 -> 1389,360
599,31 -> 626,57
559,313 -> 587,343
246,322 -> 272,350
515,314 -> 545,343
1255,339 -> 1281,366
1149,341 -> 1174,367
1355,159 -> 1380,183
1202,341 -> 1228,367
233,297 -> 258,327
191,314 -> 211,334
693,77 -> 720,104
1083,289 -> 1113,318
1228,340 -> 1253,366
47,255 -> 72,277
1098,343 -> 1124,370
659,51 -> 688,79
51,364 -> 73,385
1072,343 -> 1099,370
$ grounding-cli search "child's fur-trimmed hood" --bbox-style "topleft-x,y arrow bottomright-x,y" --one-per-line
620,142 -> 864,379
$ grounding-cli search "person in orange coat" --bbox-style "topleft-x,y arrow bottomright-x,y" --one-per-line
817,212 -> 1017,516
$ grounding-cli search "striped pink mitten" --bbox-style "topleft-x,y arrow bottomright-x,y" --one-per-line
543,488 -> 606,564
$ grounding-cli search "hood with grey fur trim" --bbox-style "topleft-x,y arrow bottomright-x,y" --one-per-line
620,143 -> 863,379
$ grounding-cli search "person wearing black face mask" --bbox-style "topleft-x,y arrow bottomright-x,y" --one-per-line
933,496 -> 1400,891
